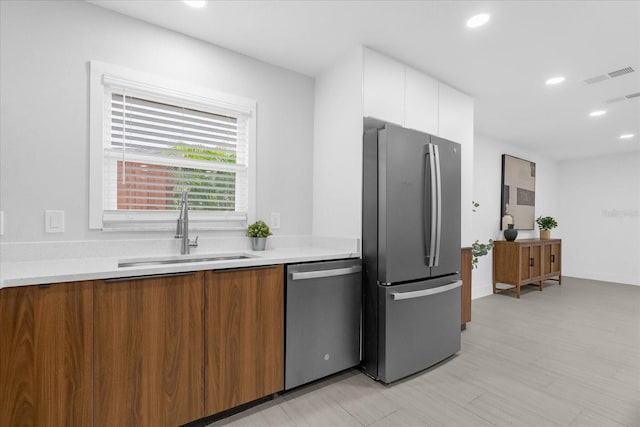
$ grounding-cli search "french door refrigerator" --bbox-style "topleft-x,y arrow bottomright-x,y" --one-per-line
362,118 -> 462,384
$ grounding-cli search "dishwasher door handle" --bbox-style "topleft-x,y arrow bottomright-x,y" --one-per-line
391,280 -> 462,300
290,265 -> 362,281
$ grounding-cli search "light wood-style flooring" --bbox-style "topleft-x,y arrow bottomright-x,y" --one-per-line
208,277 -> 640,426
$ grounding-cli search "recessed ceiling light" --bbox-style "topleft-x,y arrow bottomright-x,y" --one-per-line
183,0 -> 206,8
466,13 -> 490,28
619,133 -> 635,140
545,76 -> 565,85
589,110 -> 607,117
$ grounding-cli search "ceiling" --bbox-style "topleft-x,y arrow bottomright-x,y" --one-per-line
89,0 -> 640,160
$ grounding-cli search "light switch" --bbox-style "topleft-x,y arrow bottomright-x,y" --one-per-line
45,210 -> 65,233
270,212 -> 281,229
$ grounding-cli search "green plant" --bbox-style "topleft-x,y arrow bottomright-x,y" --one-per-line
471,239 -> 494,269
536,216 -> 558,230
471,201 -> 494,269
247,220 -> 272,238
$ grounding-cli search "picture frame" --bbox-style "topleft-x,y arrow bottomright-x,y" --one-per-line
501,154 -> 536,230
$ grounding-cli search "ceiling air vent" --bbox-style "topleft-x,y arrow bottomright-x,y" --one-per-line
608,67 -> 635,78
584,66 -> 636,85
584,75 -> 609,85
603,92 -> 640,104
605,97 -> 626,104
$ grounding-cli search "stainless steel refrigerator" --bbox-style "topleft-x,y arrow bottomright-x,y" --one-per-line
362,118 -> 462,384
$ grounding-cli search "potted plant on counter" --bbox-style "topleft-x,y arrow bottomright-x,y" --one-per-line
536,216 -> 558,239
247,220 -> 272,251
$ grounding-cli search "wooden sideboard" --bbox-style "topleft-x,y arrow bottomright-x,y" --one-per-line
493,239 -> 561,298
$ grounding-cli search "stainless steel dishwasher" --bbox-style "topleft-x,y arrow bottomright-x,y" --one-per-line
285,259 -> 362,390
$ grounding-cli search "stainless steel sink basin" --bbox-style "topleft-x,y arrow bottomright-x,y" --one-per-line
118,253 -> 255,268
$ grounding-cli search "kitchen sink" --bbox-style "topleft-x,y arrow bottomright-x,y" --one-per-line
118,253 -> 256,268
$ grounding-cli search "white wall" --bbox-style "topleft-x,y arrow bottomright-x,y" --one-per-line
558,152 -> 640,285
438,83 -> 474,247
0,1 -> 314,246
312,48 -> 364,239
472,134 -> 560,298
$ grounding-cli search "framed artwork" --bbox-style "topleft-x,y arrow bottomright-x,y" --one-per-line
501,154 -> 536,230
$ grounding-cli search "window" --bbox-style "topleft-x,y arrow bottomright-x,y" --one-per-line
89,61 -> 256,230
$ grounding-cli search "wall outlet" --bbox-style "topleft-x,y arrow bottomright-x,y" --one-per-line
270,212 -> 281,229
45,210 -> 65,233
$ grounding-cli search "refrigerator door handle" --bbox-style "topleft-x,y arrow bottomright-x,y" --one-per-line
434,144 -> 442,267
424,143 -> 437,267
391,280 -> 462,300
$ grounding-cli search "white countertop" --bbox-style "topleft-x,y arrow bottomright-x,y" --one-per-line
0,246 -> 360,289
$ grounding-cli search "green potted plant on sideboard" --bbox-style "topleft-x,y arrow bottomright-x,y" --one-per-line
247,220 -> 272,251
536,216 -> 558,239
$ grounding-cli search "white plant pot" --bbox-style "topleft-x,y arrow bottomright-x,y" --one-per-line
250,237 -> 267,251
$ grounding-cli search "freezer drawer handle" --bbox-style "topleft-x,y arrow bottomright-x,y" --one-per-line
391,280 -> 462,300
290,265 -> 362,281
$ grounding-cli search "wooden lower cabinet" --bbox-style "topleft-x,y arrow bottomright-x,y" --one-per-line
493,239 -> 562,298
461,247 -> 472,327
1,265 -> 285,426
93,272 -> 204,427
0,281 -> 93,427
205,265 -> 284,415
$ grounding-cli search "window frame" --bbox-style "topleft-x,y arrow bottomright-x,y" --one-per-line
89,60 -> 257,231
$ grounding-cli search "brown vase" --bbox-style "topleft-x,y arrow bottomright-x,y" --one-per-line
540,229 -> 551,239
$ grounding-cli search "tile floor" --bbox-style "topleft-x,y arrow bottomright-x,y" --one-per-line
208,277 -> 640,426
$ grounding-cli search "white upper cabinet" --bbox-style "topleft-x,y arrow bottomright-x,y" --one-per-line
404,66 -> 439,135
438,82 -> 474,145
363,48 -> 404,126
363,48 -> 472,145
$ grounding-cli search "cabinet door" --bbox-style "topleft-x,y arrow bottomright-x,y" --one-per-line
94,273 -> 204,427
0,282 -> 93,427
519,245 -> 534,282
363,48 -> 404,125
544,241 -> 561,276
405,66 -> 439,135
205,266 -> 284,415
519,243 -> 543,283
531,242 -> 543,280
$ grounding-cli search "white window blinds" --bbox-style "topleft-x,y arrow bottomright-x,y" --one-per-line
103,90 -> 249,219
